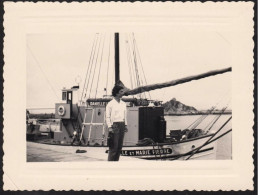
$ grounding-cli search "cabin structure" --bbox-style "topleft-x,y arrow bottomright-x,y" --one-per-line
55,86 -> 166,146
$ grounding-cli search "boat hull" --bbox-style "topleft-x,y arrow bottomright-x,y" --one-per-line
118,134 -> 216,160
31,133 -> 217,160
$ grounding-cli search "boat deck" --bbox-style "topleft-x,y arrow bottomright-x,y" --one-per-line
27,141 -> 144,162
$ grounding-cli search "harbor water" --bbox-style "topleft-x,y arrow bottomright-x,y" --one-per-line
165,115 -> 232,160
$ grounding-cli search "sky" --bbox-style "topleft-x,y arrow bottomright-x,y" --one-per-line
26,31 -> 231,112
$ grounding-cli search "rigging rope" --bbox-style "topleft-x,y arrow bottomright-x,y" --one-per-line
126,34 -> 138,96
185,89 -> 230,131
128,35 -> 141,99
95,34 -> 106,99
204,108 -> 225,131
132,33 -> 152,100
129,35 -> 140,88
84,34 -> 99,101
105,34 -> 112,96
27,43 -> 59,100
111,58 -> 115,92
190,107 -> 216,130
125,40 -> 134,90
205,107 -> 228,132
125,37 -> 136,99
170,129 -> 232,161
204,99 -> 230,133
185,107 -> 215,130
88,34 -> 102,99
186,116 -> 232,160
80,34 -> 98,103
203,112 -> 220,131
131,35 -> 142,98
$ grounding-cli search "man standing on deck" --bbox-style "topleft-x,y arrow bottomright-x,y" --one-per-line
106,83 -> 128,161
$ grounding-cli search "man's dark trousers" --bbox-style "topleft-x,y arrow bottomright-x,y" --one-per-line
108,122 -> 125,161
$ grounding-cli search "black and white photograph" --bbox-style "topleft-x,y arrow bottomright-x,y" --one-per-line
26,32 -> 232,162
3,1 -> 254,191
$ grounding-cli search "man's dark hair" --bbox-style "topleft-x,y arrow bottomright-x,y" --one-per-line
112,85 -> 124,96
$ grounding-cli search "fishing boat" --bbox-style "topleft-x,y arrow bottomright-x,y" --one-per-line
27,33 -> 232,160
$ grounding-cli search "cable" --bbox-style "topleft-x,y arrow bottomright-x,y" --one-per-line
185,107 -> 215,130
129,34 -> 141,98
88,34 -> 102,99
203,107 -> 226,132
190,107 -> 216,130
186,116 -> 232,160
84,34 -> 99,101
133,33 -> 151,100
125,36 -> 135,94
132,35 -> 141,89
170,128 -> 232,161
126,34 -> 137,91
132,34 -> 148,99
27,43 -> 59,100
105,34 -> 112,96
80,34 -> 98,103
95,34 -> 106,99
206,100 -> 230,132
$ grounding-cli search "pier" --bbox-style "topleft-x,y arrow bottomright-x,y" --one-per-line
27,142 -> 144,162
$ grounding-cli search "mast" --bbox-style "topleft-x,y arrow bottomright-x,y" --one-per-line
115,33 -> 120,83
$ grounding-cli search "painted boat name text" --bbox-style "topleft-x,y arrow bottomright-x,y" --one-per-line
121,148 -> 172,156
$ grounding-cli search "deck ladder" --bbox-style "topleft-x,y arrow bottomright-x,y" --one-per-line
80,107 -> 106,146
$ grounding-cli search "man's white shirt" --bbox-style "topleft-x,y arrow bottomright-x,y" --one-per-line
106,99 -> 127,128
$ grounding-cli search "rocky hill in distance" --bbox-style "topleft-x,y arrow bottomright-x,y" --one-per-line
162,98 -> 199,115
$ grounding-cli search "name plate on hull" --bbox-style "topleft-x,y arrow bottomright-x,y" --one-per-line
121,148 -> 172,156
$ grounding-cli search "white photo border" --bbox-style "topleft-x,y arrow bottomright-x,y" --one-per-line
3,1 -> 255,191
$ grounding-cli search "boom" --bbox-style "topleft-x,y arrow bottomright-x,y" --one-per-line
124,67 -> 232,96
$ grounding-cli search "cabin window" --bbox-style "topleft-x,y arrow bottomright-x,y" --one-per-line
62,92 -> 67,101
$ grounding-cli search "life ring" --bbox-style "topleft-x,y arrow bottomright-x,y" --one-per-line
57,105 -> 65,116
